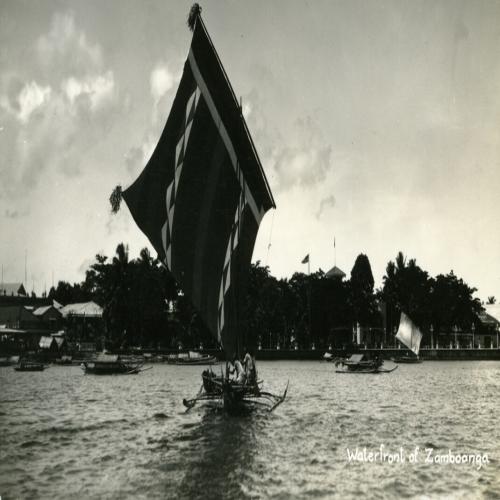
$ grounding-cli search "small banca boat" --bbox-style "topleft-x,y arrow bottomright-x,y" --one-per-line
323,352 -> 334,362
167,351 -> 217,365
183,368 -> 288,412
81,354 -> 146,375
393,312 -> 423,363
14,361 -> 46,372
335,354 -> 397,374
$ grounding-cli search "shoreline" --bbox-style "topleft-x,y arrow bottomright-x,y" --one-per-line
133,347 -> 500,362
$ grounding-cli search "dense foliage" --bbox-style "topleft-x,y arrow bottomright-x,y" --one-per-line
380,252 -> 483,344
48,244 -> 484,349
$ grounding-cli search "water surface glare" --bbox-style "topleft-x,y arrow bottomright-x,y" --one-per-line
1,361 -> 499,499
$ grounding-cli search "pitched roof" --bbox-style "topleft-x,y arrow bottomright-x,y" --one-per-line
54,337 -> 65,348
33,305 -> 61,317
60,301 -> 103,318
39,336 -> 56,349
484,304 -> 500,323
325,266 -> 346,280
33,305 -> 52,316
0,283 -> 27,296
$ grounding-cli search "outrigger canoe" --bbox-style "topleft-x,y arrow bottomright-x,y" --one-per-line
166,351 -> 217,365
81,354 -> 149,375
183,368 -> 288,412
334,354 -> 398,374
14,361 -> 46,372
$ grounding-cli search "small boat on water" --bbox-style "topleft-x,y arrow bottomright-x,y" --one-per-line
167,351 -> 217,365
54,355 -> 73,365
393,312 -> 423,364
335,354 -> 397,374
183,368 -> 288,412
81,353 -> 147,375
0,355 -> 19,366
14,361 -> 46,372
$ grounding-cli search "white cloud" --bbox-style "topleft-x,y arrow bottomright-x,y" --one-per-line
36,12 -> 102,73
270,116 -> 333,191
61,71 -> 115,111
0,12 -> 120,199
124,134 -> 157,176
1,81 -> 52,123
150,63 -> 175,102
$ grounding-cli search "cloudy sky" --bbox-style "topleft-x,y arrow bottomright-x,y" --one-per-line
1,0 -> 499,300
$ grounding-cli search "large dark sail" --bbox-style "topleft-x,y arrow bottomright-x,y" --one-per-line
122,12 -> 275,359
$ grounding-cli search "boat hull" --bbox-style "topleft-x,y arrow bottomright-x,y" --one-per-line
81,362 -> 143,375
167,355 -> 217,365
393,356 -> 422,364
335,366 -> 398,374
14,364 -> 46,372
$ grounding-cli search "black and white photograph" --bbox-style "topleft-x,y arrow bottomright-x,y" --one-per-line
1,1 -> 499,498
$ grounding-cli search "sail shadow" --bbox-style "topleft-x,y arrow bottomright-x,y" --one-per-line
175,409 -> 265,499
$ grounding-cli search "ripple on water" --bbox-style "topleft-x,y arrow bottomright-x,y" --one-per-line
1,361 -> 499,499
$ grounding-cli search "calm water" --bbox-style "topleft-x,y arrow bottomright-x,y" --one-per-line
1,361 -> 499,499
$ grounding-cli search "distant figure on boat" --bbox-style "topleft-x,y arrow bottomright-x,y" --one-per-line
231,356 -> 246,385
244,349 -> 257,385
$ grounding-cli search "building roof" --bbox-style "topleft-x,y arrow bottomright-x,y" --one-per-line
33,305 -> 61,317
325,266 -> 346,280
0,283 -> 27,296
480,305 -> 500,327
0,327 -> 27,334
60,301 -> 103,318
484,304 -> 500,323
54,337 -> 65,348
39,336 -> 56,349
33,305 -> 52,316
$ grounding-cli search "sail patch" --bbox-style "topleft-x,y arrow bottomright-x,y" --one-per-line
217,190 -> 247,340
188,50 -> 264,226
162,86 -> 201,269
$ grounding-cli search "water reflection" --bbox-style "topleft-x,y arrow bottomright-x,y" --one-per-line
177,407 -> 262,499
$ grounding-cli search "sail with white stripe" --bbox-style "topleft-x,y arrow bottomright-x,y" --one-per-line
120,6 -> 275,359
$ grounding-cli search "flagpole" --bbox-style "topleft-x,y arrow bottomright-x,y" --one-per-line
334,236 -> 336,267
308,255 -> 311,348
301,254 -> 312,347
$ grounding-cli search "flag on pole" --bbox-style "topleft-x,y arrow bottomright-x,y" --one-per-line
301,254 -> 309,264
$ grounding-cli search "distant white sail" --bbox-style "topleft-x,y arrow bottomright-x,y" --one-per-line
396,312 -> 423,355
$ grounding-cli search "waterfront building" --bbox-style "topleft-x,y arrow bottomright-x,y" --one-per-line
60,301 -> 104,343
325,266 -> 346,281
33,305 -> 62,331
479,304 -> 500,348
0,283 -> 27,297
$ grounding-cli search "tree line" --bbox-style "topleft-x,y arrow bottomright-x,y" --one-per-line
48,244 -> 487,349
